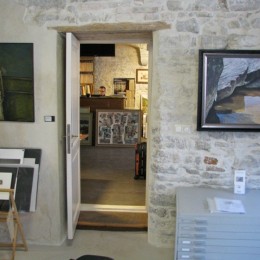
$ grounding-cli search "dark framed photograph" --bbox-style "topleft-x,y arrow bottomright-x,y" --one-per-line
136,69 -> 148,84
197,49 -> 260,131
0,43 -> 34,122
95,109 -> 141,147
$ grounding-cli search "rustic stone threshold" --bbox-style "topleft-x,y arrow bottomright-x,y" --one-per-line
77,211 -> 148,231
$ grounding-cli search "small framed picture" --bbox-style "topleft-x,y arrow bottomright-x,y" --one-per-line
136,69 -> 148,84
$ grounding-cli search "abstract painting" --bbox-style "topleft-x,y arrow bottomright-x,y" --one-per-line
0,43 -> 34,122
197,49 -> 260,131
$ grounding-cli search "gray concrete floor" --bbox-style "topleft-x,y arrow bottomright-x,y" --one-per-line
1,230 -> 174,260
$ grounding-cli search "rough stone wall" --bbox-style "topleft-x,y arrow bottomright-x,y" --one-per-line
14,0 -> 260,248
94,44 -> 148,107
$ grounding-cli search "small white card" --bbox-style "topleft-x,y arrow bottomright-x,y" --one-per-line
214,197 -> 245,214
234,170 -> 246,194
0,172 -> 12,200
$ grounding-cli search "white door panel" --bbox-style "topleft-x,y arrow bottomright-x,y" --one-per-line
66,32 -> 81,240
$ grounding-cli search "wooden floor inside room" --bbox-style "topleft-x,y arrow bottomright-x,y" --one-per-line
79,146 -> 147,230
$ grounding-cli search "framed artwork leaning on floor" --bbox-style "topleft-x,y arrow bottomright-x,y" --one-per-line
96,109 -> 141,147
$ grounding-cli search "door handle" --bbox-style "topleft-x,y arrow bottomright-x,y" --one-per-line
67,124 -> 71,154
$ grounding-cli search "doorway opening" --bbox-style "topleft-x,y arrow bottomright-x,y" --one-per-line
75,33 -> 152,228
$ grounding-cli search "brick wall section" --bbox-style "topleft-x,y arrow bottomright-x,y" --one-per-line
15,0 -> 260,247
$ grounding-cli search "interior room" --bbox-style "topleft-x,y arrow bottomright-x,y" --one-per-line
79,43 -> 149,229
1,1 -> 260,260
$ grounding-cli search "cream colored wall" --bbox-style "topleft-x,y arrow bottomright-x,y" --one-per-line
0,2 -> 66,245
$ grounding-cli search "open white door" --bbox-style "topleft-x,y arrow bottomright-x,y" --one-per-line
66,32 -> 81,239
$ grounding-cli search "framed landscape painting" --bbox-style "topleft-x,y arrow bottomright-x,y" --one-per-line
197,49 -> 260,131
96,109 -> 141,147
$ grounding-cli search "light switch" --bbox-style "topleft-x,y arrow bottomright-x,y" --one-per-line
44,116 -> 55,122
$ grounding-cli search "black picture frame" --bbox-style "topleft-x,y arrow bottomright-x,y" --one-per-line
0,43 -> 34,122
197,49 -> 260,131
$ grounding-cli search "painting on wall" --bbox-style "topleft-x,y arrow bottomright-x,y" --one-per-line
197,49 -> 260,131
0,43 -> 34,122
96,109 -> 141,147
136,69 -> 148,84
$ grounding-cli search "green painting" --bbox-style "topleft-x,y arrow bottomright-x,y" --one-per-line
0,43 -> 34,122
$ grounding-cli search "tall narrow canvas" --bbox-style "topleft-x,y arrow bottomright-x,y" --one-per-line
0,43 -> 34,122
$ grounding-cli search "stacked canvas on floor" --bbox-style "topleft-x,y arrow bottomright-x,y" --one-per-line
0,148 -> 41,212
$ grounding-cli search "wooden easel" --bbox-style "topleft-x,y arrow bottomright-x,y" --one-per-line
0,188 -> 28,260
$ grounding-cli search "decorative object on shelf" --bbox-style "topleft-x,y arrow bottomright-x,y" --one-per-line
113,78 -> 135,108
136,69 -> 148,84
95,109 -> 141,147
197,49 -> 260,131
0,43 -> 34,122
81,84 -> 92,97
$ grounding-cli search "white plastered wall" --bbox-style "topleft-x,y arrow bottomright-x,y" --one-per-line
0,1 -> 66,245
